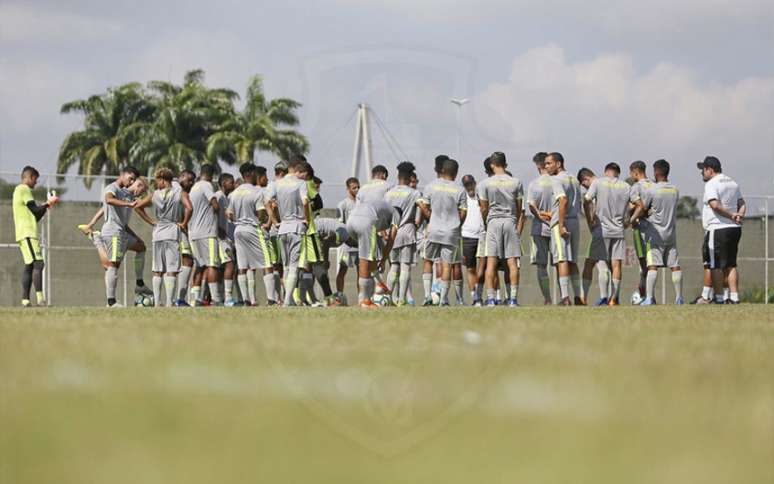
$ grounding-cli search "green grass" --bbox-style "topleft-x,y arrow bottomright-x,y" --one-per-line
1,306 -> 772,484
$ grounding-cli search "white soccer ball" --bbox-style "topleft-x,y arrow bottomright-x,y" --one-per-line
630,291 -> 643,306
431,291 -> 441,306
372,293 -> 392,307
134,294 -> 154,307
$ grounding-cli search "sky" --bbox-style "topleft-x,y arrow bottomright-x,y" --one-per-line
1,0 -> 774,202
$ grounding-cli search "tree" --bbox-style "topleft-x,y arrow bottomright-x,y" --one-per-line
206,75 -> 309,165
129,69 -> 239,174
676,196 -> 700,219
57,83 -> 156,187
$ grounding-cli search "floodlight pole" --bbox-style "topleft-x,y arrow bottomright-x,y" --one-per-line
351,103 -> 373,178
450,98 -> 469,160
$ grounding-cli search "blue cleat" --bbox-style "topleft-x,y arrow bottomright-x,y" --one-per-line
485,298 -> 497,307
640,297 -> 656,306
594,297 -> 609,306
675,297 -> 685,305
173,299 -> 190,307
506,298 -> 520,307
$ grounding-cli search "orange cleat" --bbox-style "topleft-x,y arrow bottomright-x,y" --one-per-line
608,297 -> 619,306
360,299 -> 378,309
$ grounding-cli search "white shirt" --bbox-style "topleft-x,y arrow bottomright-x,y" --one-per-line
702,173 -> 742,230
461,193 -> 484,238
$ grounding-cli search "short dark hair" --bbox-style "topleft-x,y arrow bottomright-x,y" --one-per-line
155,167 -> 174,182
483,157 -> 493,176
287,154 -> 306,172
345,177 -> 359,187
218,173 -> 234,187
547,152 -> 564,167
239,163 -> 257,178
313,176 -> 323,185
604,162 -> 621,175
122,165 -> 140,178
577,167 -> 595,183
532,152 -> 547,167
372,164 -> 388,178
199,163 -> 215,178
653,159 -> 670,177
490,151 -> 506,168
21,165 -> 39,178
255,165 -> 267,178
274,161 -> 288,176
434,155 -> 449,174
295,161 -> 311,174
180,169 -> 196,179
629,160 -> 646,174
396,161 -> 415,181
441,158 -> 459,178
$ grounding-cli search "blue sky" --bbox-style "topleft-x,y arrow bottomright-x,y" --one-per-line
1,0 -> 773,198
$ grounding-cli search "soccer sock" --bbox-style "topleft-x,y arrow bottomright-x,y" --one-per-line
224,279 -> 233,301
387,263 -> 400,293
399,263 -> 411,303
263,273 -> 277,302
701,286 -> 712,300
723,288 -> 730,302
301,272 -> 316,303
597,262 -> 610,299
32,261 -> 44,294
134,251 -> 145,283
406,281 -> 415,302
487,288 -> 495,300
559,276 -> 570,300
570,274 -> 581,299
475,282 -> 484,301
439,280 -> 451,304
191,286 -> 201,303
152,275 -> 163,306
105,266 -> 118,302
536,267 -> 551,302
164,275 -> 176,307
730,292 -> 739,303
422,273 -> 432,299
283,269 -> 298,306
646,270 -> 658,301
208,282 -> 221,303
21,264 -> 33,301
504,284 -> 511,300
35,291 -> 45,304
454,280 -> 464,304
496,289 -> 502,301
510,284 -> 519,301
670,271 -> 683,301
237,274 -> 249,303
612,278 -> 621,302
582,278 -> 592,301
178,265 -> 192,301
247,269 -> 257,305
359,277 -> 375,301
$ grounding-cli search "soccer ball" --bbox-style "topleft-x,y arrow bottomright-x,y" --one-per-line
630,291 -> 643,306
134,294 -> 154,307
372,293 -> 393,307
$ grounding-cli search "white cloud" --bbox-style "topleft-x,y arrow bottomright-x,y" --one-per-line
473,45 -> 774,193
0,4 -> 121,43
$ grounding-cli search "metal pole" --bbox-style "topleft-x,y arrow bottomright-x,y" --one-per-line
350,106 -> 363,178
661,267 -> 666,304
361,104 -> 373,174
456,105 -> 462,159
766,197 -> 769,305
45,176 -> 51,305
123,259 -> 128,305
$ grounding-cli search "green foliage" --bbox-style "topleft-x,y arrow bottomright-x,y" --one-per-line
741,287 -> 774,304
676,196 -> 700,219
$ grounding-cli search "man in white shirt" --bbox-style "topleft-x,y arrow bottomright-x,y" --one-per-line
460,174 -> 485,305
697,156 -> 746,304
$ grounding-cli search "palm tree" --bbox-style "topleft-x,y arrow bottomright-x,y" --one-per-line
206,75 -> 308,165
57,83 -> 155,186
130,69 -> 239,174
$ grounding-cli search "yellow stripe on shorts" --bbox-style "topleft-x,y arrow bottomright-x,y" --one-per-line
208,238 -> 216,266
369,226 -> 377,260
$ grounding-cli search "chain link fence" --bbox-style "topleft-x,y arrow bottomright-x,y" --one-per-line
1,171 -> 771,306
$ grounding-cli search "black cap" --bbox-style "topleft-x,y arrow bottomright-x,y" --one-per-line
697,156 -> 721,172
461,174 -> 476,186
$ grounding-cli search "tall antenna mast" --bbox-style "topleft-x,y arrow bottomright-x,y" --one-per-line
350,103 -> 373,178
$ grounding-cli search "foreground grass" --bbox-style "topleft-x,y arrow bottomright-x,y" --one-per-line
0,306 -> 772,484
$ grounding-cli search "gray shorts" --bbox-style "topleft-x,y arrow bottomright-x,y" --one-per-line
391,244 -> 416,265
278,232 -> 304,268
603,237 -> 626,261
190,237 -> 221,267
152,239 -> 181,273
476,234 -> 486,258
219,238 -> 234,264
587,225 -> 608,261
484,218 -> 521,259
235,227 -> 273,270
179,233 -> 192,257
100,233 -> 129,263
336,244 -> 359,267
346,216 -> 383,262
647,242 -> 680,268
550,219 -> 580,264
530,234 -> 552,266
423,241 -> 461,264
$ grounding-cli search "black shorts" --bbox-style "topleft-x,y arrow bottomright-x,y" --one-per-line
462,237 -> 479,268
703,227 -> 742,269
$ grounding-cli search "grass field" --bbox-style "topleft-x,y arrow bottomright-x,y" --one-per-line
1,306 -> 772,484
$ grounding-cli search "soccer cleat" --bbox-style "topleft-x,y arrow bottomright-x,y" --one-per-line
574,297 -> 586,306
559,297 -> 572,306
326,298 -> 342,307
472,299 -> 483,307
694,297 -> 714,304
506,298 -> 520,307
594,297 -> 609,306
639,297 -> 655,306
394,300 -> 406,307
405,299 -> 416,306
224,299 -> 237,307
107,302 -> 124,308
495,299 -> 502,306
675,297 -> 685,305
310,301 -> 325,308
173,299 -> 191,307
21,299 -> 32,308
135,285 -> 153,296
544,299 -> 553,305
266,300 -> 277,306
608,297 -> 619,306
36,300 -> 48,307
725,299 -> 739,305
485,298 -> 497,307
440,302 -> 450,307
359,299 -> 378,309
422,297 -> 435,307
193,300 -> 207,307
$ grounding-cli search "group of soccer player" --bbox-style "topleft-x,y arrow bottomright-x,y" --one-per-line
11,149 -> 745,308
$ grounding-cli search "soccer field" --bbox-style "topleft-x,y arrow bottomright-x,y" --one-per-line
1,306 -> 772,484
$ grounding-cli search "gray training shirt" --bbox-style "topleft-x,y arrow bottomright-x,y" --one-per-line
313,217 -> 349,247
215,190 -> 234,240
477,174 -> 524,223
421,178 -> 467,246
337,197 -> 357,224
102,181 -> 135,237
550,171 -> 582,227
349,199 -> 400,232
385,184 -> 421,248
152,183 -> 183,242
188,180 -> 218,241
527,174 -> 553,237
266,174 -> 308,235
356,179 -> 391,204
584,176 -> 633,239
229,184 -> 266,228
641,181 -> 679,245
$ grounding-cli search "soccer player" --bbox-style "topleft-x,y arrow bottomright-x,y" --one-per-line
134,168 -> 189,307
628,161 -> 653,298
266,160 -> 311,306
228,163 -> 278,306
545,152 -> 583,306
176,169 -> 195,305
189,163 -> 222,305
577,167 -> 613,305
215,173 -> 237,305
697,156 -> 746,304
345,199 -> 399,308
99,166 -> 141,307
268,161 -> 288,300
300,168 -> 326,306
477,152 -> 523,306
526,152 -> 554,305
384,161 -> 421,305
12,165 -> 59,307
310,217 -> 351,306
335,177 -> 360,305
630,159 -> 683,305
357,165 -> 391,203
460,174 -> 485,306
582,162 -> 633,306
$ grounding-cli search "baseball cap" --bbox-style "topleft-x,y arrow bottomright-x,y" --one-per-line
274,160 -> 288,172
461,174 -> 476,186
696,156 -> 721,171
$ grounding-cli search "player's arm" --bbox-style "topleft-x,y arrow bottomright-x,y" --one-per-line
630,199 -> 647,226
25,198 -> 55,222
180,191 -> 192,232
105,192 -> 137,208
478,199 -> 489,223
558,196 -> 568,237
708,199 -> 737,222
418,200 -> 432,220
582,198 -> 596,229
515,199 -> 524,236
83,207 -> 105,233
134,195 -> 156,226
